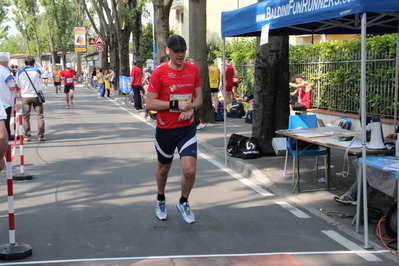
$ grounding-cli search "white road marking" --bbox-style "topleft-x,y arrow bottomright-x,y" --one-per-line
322,230 -> 382,261
275,201 -> 311,218
0,250 -> 389,265
198,151 -> 273,196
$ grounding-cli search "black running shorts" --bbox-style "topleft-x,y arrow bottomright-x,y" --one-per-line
154,123 -> 197,164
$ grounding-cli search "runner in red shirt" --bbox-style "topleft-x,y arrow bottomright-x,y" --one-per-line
130,61 -> 143,110
221,60 -> 235,104
146,35 -> 202,224
61,63 -> 77,109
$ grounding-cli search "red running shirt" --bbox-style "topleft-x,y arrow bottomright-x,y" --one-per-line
298,87 -> 311,109
148,63 -> 201,129
225,64 -> 234,87
130,66 -> 142,86
61,69 -> 77,85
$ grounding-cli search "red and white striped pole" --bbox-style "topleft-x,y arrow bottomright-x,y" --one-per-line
13,114 -> 34,180
12,97 -> 17,137
0,145 -> 32,260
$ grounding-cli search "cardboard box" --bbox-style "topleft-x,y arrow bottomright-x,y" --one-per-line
272,137 -> 287,156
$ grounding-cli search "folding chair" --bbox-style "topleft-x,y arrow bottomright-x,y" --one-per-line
283,115 -> 330,193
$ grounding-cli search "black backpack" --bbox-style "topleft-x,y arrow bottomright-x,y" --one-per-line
214,110 -> 224,121
227,134 -> 248,157
227,101 -> 245,118
257,138 -> 276,156
239,137 -> 260,159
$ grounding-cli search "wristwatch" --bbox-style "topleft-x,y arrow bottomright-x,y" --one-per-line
192,103 -> 196,110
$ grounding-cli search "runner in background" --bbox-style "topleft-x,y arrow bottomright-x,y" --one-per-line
61,63 -> 76,109
53,65 -> 62,98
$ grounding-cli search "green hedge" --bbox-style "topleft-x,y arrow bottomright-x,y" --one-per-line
289,34 -> 398,117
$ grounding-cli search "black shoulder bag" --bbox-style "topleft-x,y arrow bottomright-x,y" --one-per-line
24,69 -> 45,104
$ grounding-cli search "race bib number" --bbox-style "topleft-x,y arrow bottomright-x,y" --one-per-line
66,78 -> 73,83
169,94 -> 192,112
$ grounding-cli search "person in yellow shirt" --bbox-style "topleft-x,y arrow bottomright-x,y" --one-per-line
97,68 -> 104,98
53,65 -> 62,98
208,60 -> 220,111
104,69 -> 111,97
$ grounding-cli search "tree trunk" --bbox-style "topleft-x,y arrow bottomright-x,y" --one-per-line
252,36 -> 290,139
153,0 -> 173,65
119,29 -> 133,76
48,28 -> 56,69
189,0 -> 214,123
132,7 -> 143,67
109,31 -> 119,91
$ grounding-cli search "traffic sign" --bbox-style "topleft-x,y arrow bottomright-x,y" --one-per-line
95,35 -> 105,45
88,37 -> 96,45
96,45 -> 104,53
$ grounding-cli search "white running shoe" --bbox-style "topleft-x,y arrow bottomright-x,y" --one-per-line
176,201 -> 195,224
155,199 -> 168,220
334,194 -> 357,205
197,123 -> 207,130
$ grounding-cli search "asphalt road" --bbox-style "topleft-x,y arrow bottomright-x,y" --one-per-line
0,85 -> 397,265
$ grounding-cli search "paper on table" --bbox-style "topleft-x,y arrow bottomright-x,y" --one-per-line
333,141 -> 363,148
293,132 -> 327,138
383,162 -> 399,171
314,139 -> 363,148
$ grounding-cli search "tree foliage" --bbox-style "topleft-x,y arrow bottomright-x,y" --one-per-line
0,34 -> 25,53
0,0 -> 11,41
215,37 -> 257,64
142,22 -> 153,62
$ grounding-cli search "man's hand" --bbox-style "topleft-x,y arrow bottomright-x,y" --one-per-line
178,109 -> 194,122
178,101 -> 195,112
386,133 -> 397,139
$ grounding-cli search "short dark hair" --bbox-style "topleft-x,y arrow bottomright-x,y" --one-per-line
207,60 -> 214,64
25,56 -> 35,66
160,56 -> 168,64
132,60 -> 138,66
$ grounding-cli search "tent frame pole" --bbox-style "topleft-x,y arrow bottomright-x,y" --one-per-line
223,38 -> 227,165
359,12 -> 373,249
394,27 -> 399,131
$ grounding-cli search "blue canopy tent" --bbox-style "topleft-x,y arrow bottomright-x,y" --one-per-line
221,0 -> 399,248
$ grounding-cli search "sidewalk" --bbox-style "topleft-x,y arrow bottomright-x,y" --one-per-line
111,93 -> 396,252
194,117 -> 396,250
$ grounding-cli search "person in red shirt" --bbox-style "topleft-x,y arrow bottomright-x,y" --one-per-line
146,35 -> 203,224
221,59 -> 235,105
130,60 -> 143,110
289,74 -> 312,111
61,63 -> 77,109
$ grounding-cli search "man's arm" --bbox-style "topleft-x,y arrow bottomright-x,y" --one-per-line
146,91 -> 197,112
386,133 -> 397,139
178,86 -> 203,122
217,68 -> 221,87
192,86 -> 203,108
0,121 -> 8,171
146,91 -> 168,111
290,80 -> 309,89
290,88 -> 298,96
6,77 -> 16,92
34,60 -> 45,75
